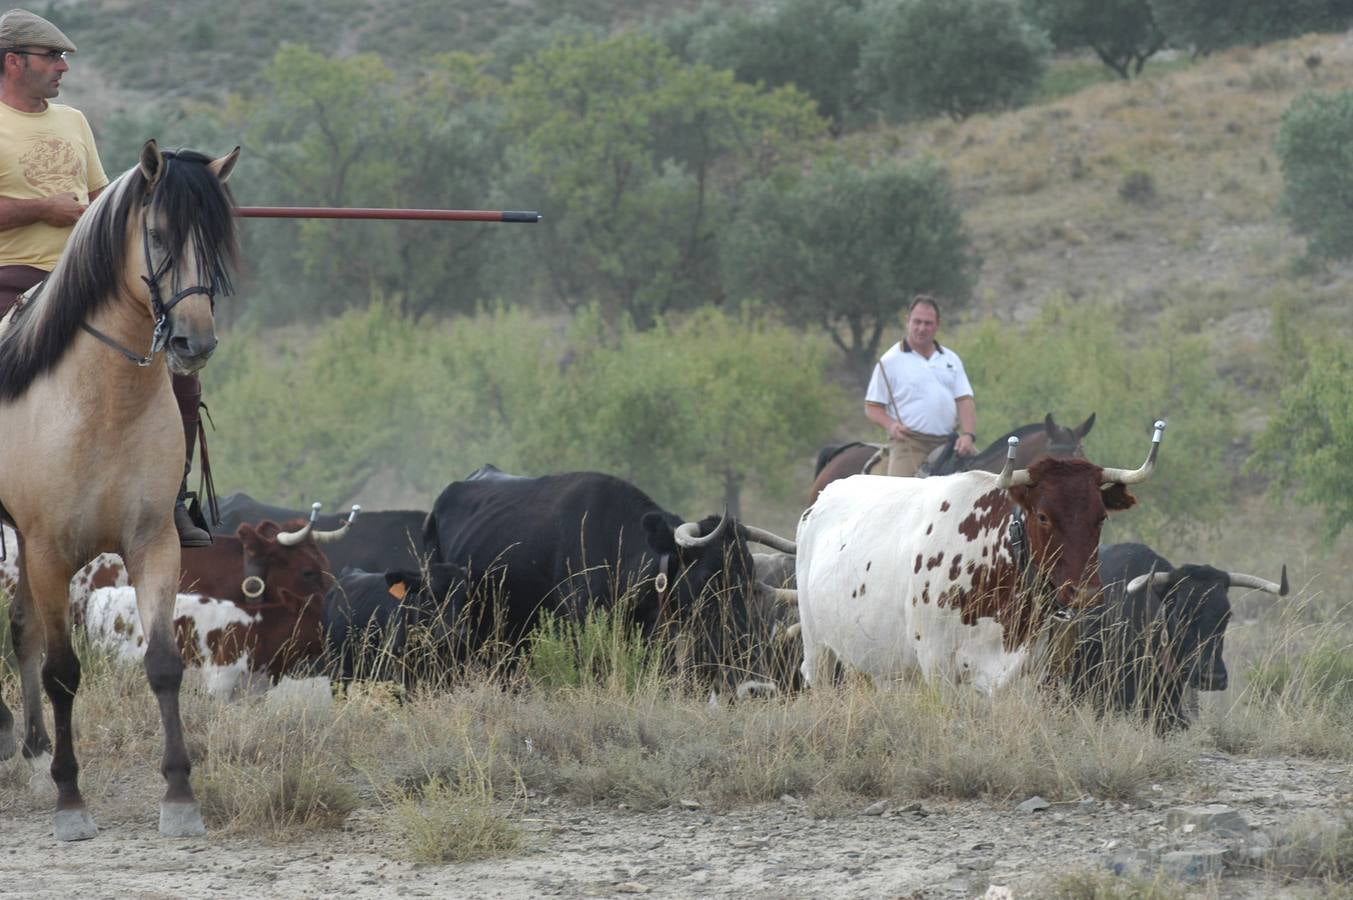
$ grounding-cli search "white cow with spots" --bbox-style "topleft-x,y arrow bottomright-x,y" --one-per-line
85,586 -> 263,698
796,429 -> 1163,693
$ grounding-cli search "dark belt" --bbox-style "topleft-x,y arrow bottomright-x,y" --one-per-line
0,264 -> 48,320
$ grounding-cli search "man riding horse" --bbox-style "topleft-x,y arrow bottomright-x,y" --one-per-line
0,8 -> 213,546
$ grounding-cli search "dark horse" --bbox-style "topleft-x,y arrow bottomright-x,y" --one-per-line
808,413 -> 1096,504
0,141 -> 240,840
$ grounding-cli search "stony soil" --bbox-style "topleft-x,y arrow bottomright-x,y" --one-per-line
3,751 -> 1347,899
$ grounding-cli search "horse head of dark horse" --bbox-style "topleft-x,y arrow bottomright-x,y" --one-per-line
924,412 -> 1096,476
807,413 -> 1096,503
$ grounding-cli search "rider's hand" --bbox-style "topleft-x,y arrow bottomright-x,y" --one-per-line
955,432 -> 977,456
888,421 -> 909,441
41,193 -> 87,227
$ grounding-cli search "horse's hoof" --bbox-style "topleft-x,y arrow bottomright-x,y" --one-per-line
160,801 -> 206,837
53,807 -> 98,841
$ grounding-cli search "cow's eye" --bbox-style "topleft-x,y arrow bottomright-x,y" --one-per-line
1036,512 -> 1051,527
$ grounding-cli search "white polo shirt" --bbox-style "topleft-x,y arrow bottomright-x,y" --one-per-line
865,340 -> 974,436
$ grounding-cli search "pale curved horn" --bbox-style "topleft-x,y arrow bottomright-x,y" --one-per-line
313,504 -> 361,544
1229,564 -> 1288,596
1101,420 -> 1166,485
1126,570 -> 1173,595
675,509 -> 730,549
276,502 -> 322,547
995,436 -> 1033,488
742,524 -> 797,554
757,583 -> 798,606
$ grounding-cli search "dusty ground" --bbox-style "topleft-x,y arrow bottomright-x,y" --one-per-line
2,751 -> 1347,899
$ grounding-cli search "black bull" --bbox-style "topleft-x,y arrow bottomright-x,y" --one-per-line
423,468 -> 797,685
213,492 -> 426,574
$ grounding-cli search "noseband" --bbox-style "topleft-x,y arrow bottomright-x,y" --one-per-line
81,175 -> 218,367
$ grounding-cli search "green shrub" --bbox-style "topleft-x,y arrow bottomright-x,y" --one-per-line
525,606 -> 663,694
1278,90 -> 1353,263
859,0 -> 1050,121
1118,168 -> 1156,204
389,776 -> 521,863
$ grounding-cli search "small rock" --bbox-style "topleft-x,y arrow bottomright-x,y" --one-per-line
1103,848 -> 1157,878
679,799 -> 702,811
1079,798 -> 1098,812
1165,805 -> 1250,840
1161,846 -> 1227,882
613,883 -> 650,894
779,794 -> 801,805
1016,796 -> 1051,814
861,800 -> 889,817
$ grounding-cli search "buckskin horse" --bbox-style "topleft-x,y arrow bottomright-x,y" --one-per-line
0,141 -> 240,840
808,413 -> 1096,504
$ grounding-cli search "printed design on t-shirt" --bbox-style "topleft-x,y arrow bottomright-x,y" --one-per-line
20,135 -> 84,195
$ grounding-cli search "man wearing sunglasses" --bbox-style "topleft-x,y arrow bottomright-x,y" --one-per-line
0,8 -> 214,547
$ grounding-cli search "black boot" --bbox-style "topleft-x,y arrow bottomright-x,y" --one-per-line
175,487 -> 213,548
173,373 -> 212,548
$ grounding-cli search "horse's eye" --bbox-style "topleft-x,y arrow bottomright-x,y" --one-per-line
149,230 -> 164,249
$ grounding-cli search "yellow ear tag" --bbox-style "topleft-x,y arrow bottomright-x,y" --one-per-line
388,581 -> 408,600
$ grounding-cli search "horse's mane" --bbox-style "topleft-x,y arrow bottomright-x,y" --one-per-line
987,421 -> 1047,448
0,150 -> 238,401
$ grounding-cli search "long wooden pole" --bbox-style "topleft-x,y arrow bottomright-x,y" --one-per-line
235,206 -> 541,223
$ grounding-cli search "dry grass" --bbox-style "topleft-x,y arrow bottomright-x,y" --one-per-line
1045,869 -> 1193,899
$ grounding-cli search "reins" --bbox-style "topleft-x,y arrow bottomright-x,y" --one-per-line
80,199 -> 217,367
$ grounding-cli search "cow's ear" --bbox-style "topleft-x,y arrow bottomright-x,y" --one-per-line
1006,485 -> 1029,507
236,523 -> 260,549
1101,483 -> 1136,511
642,512 -> 678,554
385,570 -> 417,588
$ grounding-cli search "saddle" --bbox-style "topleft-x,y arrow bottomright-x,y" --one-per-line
862,434 -> 970,478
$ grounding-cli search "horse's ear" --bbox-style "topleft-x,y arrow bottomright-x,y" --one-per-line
1077,412 -> 1096,438
138,139 -> 165,186
208,147 -> 240,183
1044,413 -> 1056,433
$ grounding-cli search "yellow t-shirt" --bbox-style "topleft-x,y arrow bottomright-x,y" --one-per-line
0,101 -> 110,270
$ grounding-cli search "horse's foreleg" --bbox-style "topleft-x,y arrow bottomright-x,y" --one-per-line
21,559 -> 97,840
9,570 -> 52,766
127,536 -> 205,837
0,594 -> 15,759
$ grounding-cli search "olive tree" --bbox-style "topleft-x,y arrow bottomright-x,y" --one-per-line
721,158 -> 977,380
859,0 -> 1050,122
1278,90 -> 1353,263
1022,0 -> 1165,79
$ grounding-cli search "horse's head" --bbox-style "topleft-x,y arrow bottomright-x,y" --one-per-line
1043,412 -> 1095,458
127,139 -> 240,374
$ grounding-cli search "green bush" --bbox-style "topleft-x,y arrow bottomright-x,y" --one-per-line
1251,338 -> 1353,540
525,607 -> 663,693
1278,90 -> 1353,264
859,0 -> 1050,121
1150,0 -> 1353,55
722,157 -> 978,377
1022,0 -> 1165,79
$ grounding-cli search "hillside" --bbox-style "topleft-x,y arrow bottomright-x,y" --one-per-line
46,11 -> 1353,554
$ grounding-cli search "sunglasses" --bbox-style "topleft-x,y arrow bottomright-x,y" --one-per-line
7,48 -> 67,61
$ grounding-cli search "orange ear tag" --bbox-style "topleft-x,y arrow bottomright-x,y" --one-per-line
387,581 -> 408,600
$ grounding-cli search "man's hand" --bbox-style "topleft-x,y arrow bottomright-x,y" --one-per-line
955,432 -> 977,456
40,193 -> 87,227
887,421 -> 909,441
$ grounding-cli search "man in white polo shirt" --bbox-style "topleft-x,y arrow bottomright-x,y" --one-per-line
864,294 -> 977,476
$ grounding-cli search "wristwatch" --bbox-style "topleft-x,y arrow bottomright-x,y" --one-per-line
960,432 -> 976,441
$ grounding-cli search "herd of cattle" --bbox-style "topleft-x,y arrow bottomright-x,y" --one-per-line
0,417 -> 1289,730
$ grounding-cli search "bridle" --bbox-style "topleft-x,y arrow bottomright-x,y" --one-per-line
81,171 -> 218,367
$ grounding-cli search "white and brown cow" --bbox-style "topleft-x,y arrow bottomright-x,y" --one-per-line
796,424 -> 1165,693
85,584 -> 324,699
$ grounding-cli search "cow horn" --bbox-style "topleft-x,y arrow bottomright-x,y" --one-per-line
742,524 -> 797,554
1100,420 -> 1166,485
995,436 -> 1033,488
275,502 -> 322,546
1126,570 -> 1172,594
1228,564 -> 1289,596
674,509 -> 730,549
313,504 -> 361,544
